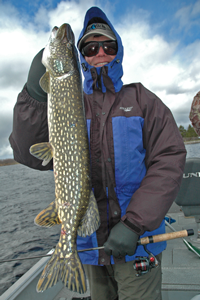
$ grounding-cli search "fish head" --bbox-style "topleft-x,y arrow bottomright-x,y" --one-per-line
42,23 -> 78,78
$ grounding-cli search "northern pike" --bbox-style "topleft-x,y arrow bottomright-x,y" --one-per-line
30,23 -> 100,294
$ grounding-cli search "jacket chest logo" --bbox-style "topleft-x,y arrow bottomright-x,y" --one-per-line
120,106 -> 133,112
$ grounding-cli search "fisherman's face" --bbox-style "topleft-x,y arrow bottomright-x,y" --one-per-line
84,35 -> 117,67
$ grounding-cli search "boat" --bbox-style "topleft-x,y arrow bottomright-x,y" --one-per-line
1,158 -> 200,300
1,203 -> 200,300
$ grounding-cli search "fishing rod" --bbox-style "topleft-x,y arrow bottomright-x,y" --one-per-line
165,219 -> 200,258
0,229 -> 193,264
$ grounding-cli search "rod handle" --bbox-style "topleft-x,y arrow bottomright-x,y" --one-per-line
138,229 -> 194,245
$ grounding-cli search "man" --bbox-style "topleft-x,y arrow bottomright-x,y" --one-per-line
189,91 -> 200,136
9,6 -> 186,300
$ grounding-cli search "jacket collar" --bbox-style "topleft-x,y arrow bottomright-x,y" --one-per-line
77,7 -> 124,94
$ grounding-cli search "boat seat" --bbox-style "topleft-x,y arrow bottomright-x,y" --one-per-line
175,157 -> 200,242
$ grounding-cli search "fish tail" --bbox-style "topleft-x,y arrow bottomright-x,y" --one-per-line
61,251 -> 87,293
37,248 -> 86,294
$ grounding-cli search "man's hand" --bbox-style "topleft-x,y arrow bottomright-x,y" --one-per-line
104,221 -> 139,258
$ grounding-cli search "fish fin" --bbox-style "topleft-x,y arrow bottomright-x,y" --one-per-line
77,190 -> 100,237
30,142 -> 53,166
35,201 -> 61,227
36,242 -> 86,293
39,71 -> 50,93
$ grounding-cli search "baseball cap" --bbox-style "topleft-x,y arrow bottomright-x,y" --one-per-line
78,23 -> 116,50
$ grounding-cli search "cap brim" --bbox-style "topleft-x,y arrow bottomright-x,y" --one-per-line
78,30 -> 116,50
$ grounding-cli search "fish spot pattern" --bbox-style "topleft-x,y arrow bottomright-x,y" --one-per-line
35,24 -> 100,295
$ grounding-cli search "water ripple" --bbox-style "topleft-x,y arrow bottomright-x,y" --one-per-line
0,164 -> 59,296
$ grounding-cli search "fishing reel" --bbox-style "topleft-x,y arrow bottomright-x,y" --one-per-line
133,245 -> 159,277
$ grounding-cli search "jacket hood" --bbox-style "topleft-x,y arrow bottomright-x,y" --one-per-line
77,6 -> 124,94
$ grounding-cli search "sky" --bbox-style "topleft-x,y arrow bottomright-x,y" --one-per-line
1,0 -> 200,159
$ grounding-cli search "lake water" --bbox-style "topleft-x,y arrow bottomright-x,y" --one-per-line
0,164 -> 60,295
185,142 -> 200,158
0,142 -> 200,296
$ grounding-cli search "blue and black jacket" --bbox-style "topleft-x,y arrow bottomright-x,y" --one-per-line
76,6 -> 186,265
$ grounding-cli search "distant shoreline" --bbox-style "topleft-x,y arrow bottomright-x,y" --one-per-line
184,140 -> 200,145
0,159 -> 19,167
1,140 -> 200,167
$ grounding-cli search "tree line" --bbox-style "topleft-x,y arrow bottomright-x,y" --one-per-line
178,124 -> 198,138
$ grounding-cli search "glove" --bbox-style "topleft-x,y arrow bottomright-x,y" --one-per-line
26,49 -> 47,102
104,221 -> 139,258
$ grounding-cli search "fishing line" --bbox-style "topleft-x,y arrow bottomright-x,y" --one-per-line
0,247 -> 104,263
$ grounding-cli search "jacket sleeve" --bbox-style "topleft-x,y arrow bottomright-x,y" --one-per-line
122,83 -> 186,235
9,85 -> 53,170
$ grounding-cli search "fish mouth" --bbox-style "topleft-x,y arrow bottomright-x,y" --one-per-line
56,23 -> 75,45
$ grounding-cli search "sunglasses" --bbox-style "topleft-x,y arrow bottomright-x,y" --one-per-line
81,40 -> 118,57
